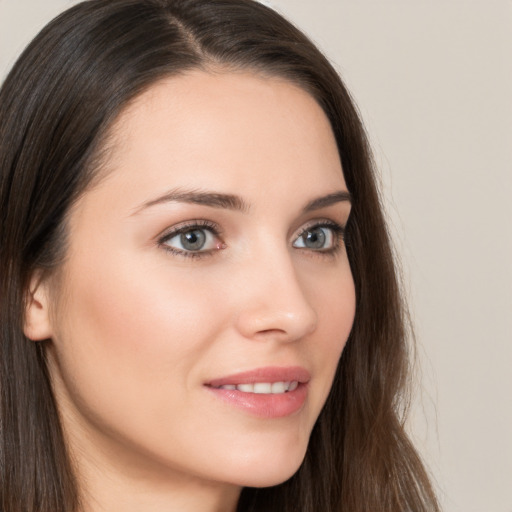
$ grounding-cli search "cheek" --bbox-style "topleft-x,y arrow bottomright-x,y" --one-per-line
305,268 -> 355,401
327,275 -> 355,354
68,250 -> 220,344
46,252 -> 247,486
49,252 -> 226,424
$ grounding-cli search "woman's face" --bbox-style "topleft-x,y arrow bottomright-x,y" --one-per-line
39,71 -> 355,497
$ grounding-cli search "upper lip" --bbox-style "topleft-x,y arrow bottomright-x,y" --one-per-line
206,366 -> 311,387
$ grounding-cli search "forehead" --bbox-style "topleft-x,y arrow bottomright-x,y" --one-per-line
88,70 -> 346,211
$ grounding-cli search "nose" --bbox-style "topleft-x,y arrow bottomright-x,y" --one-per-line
234,252 -> 318,343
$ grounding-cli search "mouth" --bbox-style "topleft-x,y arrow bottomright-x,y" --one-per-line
210,381 -> 299,394
205,366 -> 310,418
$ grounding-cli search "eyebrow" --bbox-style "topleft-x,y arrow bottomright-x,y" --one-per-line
131,188 -> 351,216
302,191 -> 352,212
131,188 -> 250,215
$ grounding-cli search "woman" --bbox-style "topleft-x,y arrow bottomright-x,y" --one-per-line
0,1 -> 440,511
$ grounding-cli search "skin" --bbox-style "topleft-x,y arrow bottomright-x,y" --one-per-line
25,71 -> 356,512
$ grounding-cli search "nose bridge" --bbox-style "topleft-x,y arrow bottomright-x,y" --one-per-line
234,243 -> 318,341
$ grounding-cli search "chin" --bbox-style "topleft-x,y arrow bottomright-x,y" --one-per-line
241,467 -> 302,489
224,442 -> 308,489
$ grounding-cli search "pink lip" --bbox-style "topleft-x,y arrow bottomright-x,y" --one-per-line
205,366 -> 310,418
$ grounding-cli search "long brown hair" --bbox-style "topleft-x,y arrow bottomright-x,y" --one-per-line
0,1 -> 439,510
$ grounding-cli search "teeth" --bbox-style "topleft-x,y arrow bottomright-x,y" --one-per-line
254,383 -> 272,394
217,381 -> 299,394
288,381 -> 299,392
271,382 -> 285,394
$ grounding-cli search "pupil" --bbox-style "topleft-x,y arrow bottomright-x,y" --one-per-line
305,228 -> 325,249
181,230 -> 206,250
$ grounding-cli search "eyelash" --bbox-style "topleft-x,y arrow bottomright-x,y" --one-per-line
157,219 -> 346,260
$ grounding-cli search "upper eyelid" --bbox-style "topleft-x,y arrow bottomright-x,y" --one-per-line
293,218 -> 346,237
157,220 -> 221,241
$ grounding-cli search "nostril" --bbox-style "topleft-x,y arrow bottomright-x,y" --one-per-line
253,327 -> 288,339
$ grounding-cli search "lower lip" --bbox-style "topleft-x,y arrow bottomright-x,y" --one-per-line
206,384 -> 308,418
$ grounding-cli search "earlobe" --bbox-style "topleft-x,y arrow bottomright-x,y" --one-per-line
24,272 -> 53,341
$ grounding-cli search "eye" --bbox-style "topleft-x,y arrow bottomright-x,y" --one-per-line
292,222 -> 344,252
159,221 -> 223,257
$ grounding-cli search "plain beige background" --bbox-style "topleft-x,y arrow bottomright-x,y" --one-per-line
1,1 -> 511,511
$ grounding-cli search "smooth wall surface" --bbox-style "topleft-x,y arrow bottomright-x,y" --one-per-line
1,1 -> 511,511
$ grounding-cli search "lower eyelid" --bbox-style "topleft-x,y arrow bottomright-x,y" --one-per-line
160,245 -> 217,259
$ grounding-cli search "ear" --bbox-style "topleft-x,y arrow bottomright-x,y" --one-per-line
24,271 -> 53,341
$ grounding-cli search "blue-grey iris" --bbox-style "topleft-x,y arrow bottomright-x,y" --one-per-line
181,230 -> 206,251
302,227 -> 326,249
